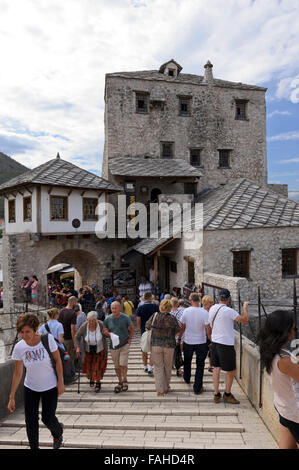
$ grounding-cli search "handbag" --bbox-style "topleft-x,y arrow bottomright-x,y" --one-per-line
140,312 -> 158,353
174,343 -> 184,369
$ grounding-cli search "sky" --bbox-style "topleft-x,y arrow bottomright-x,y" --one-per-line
0,0 -> 298,200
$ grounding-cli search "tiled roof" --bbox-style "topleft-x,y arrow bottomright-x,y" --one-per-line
109,157 -> 202,178
0,156 -> 121,193
106,70 -> 267,91
201,179 -> 299,230
130,179 -> 299,255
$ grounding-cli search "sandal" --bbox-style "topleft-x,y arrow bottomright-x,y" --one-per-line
95,382 -> 101,393
90,380 -> 95,387
208,367 -> 214,373
114,383 -> 122,393
121,381 -> 129,392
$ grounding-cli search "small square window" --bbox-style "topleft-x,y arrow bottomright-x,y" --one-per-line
8,199 -> 16,223
218,150 -> 231,168
233,251 -> 250,278
184,183 -> 197,195
179,97 -> 191,116
282,249 -> 297,277
161,142 -> 174,159
50,196 -> 68,221
83,198 -> 98,221
190,149 -> 201,167
168,69 -> 174,76
235,100 -> 248,120
136,93 -> 148,114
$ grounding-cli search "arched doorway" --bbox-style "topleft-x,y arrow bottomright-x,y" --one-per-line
151,188 -> 162,203
48,249 -> 101,291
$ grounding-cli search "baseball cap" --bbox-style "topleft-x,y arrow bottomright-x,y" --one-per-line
219,289 -> 231,300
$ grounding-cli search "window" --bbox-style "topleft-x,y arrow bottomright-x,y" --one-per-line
136,92 -> 148,114
282,249 -> 297,277
23,196 -> 32,222
8,199 -> 16,223
50,196 -> 68,221
190,149 -> 201,167
187,260 -> 195,284
161,142 -> 174,159
83,198 -> 98,221
168,69 -> 174,77
184,183 -> 197,195
233,251 -> 250,278
235,100 -> 248,120
218,150 -> 231,168
179,97 -> 191,116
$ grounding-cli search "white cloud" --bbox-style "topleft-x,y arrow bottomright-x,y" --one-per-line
289,191 -> 299,202
276,75 -> 299,103
0,0 -> 299,174
268,132 -> 299,142
267,110 -> 292,118
278,157 -> 299,164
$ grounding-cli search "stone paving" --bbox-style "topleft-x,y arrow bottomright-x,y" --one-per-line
0,335 -> 278,449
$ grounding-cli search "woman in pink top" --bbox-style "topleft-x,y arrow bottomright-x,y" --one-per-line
259,310 -> 299,449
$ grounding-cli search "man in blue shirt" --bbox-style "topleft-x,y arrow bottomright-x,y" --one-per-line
136,291 -> 159,375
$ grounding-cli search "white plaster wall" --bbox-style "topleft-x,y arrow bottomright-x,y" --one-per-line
4,188 -> 37,234
41,187 -> 106,234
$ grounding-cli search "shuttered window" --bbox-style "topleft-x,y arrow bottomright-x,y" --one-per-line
233,251 -> 250,278
282,249 -> 297,277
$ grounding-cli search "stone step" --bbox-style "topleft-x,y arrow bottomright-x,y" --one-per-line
1,420 -> 245,433
65,385 -> 215,393
0,436 -> 252,450
79,377 -> 220,384
57,394 -> 219,403
55,407 -> 238,416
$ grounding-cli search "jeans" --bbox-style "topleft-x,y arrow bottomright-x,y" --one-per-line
183,342 -> 209,393
24,386 -> 63,449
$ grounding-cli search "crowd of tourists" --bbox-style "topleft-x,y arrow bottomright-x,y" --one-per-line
7,285 -> 299,450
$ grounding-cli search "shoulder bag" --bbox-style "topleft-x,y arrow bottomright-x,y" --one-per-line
140,312 -> 158,353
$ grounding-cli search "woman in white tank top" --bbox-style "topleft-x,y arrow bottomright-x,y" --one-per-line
258,310 -> 299,449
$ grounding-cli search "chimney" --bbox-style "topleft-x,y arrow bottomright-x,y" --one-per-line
204,61 -> 213,83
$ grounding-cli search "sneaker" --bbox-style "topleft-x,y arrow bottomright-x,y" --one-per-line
213,393 -> 222,404
53,424 -> 63,449
223,393 -> 240,404
147,369 -> 153,375
144,366 -> 148,373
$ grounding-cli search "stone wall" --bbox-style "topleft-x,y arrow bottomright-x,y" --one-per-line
202,226 -> 299,301
103,74 -> 267,191
0,232 -> 126,361
234,332 -> 280,444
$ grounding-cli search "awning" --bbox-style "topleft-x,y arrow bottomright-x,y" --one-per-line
47,263 -> 70,274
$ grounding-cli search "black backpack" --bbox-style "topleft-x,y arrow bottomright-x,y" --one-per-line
41,329 -> 75,385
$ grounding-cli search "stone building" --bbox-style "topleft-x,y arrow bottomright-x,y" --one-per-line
0,155 -> 125,359
0,59 -> 298,361
103,59 -> 298,300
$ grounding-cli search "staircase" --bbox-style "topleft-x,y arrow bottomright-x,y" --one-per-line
0,333 -> 278,449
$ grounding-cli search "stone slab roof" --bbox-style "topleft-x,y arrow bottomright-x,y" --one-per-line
106,70 -> 267,92
130,178 -> 299,255
201,178 -> 299,230
109,157 -> 202,178
0,156 -> 121,193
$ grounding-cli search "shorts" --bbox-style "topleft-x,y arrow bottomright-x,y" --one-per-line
110,342 -> 130,368
279,414 -> 299,443
210,342 -> 236,372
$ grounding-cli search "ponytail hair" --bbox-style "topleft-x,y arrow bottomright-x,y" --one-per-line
257,310 -> 294,374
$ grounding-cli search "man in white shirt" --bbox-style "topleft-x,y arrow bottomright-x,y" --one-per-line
178,292 -> 212,395
208,289 -> 249,404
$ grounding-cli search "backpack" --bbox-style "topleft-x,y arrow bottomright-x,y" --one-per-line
41,329 -> 75,385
